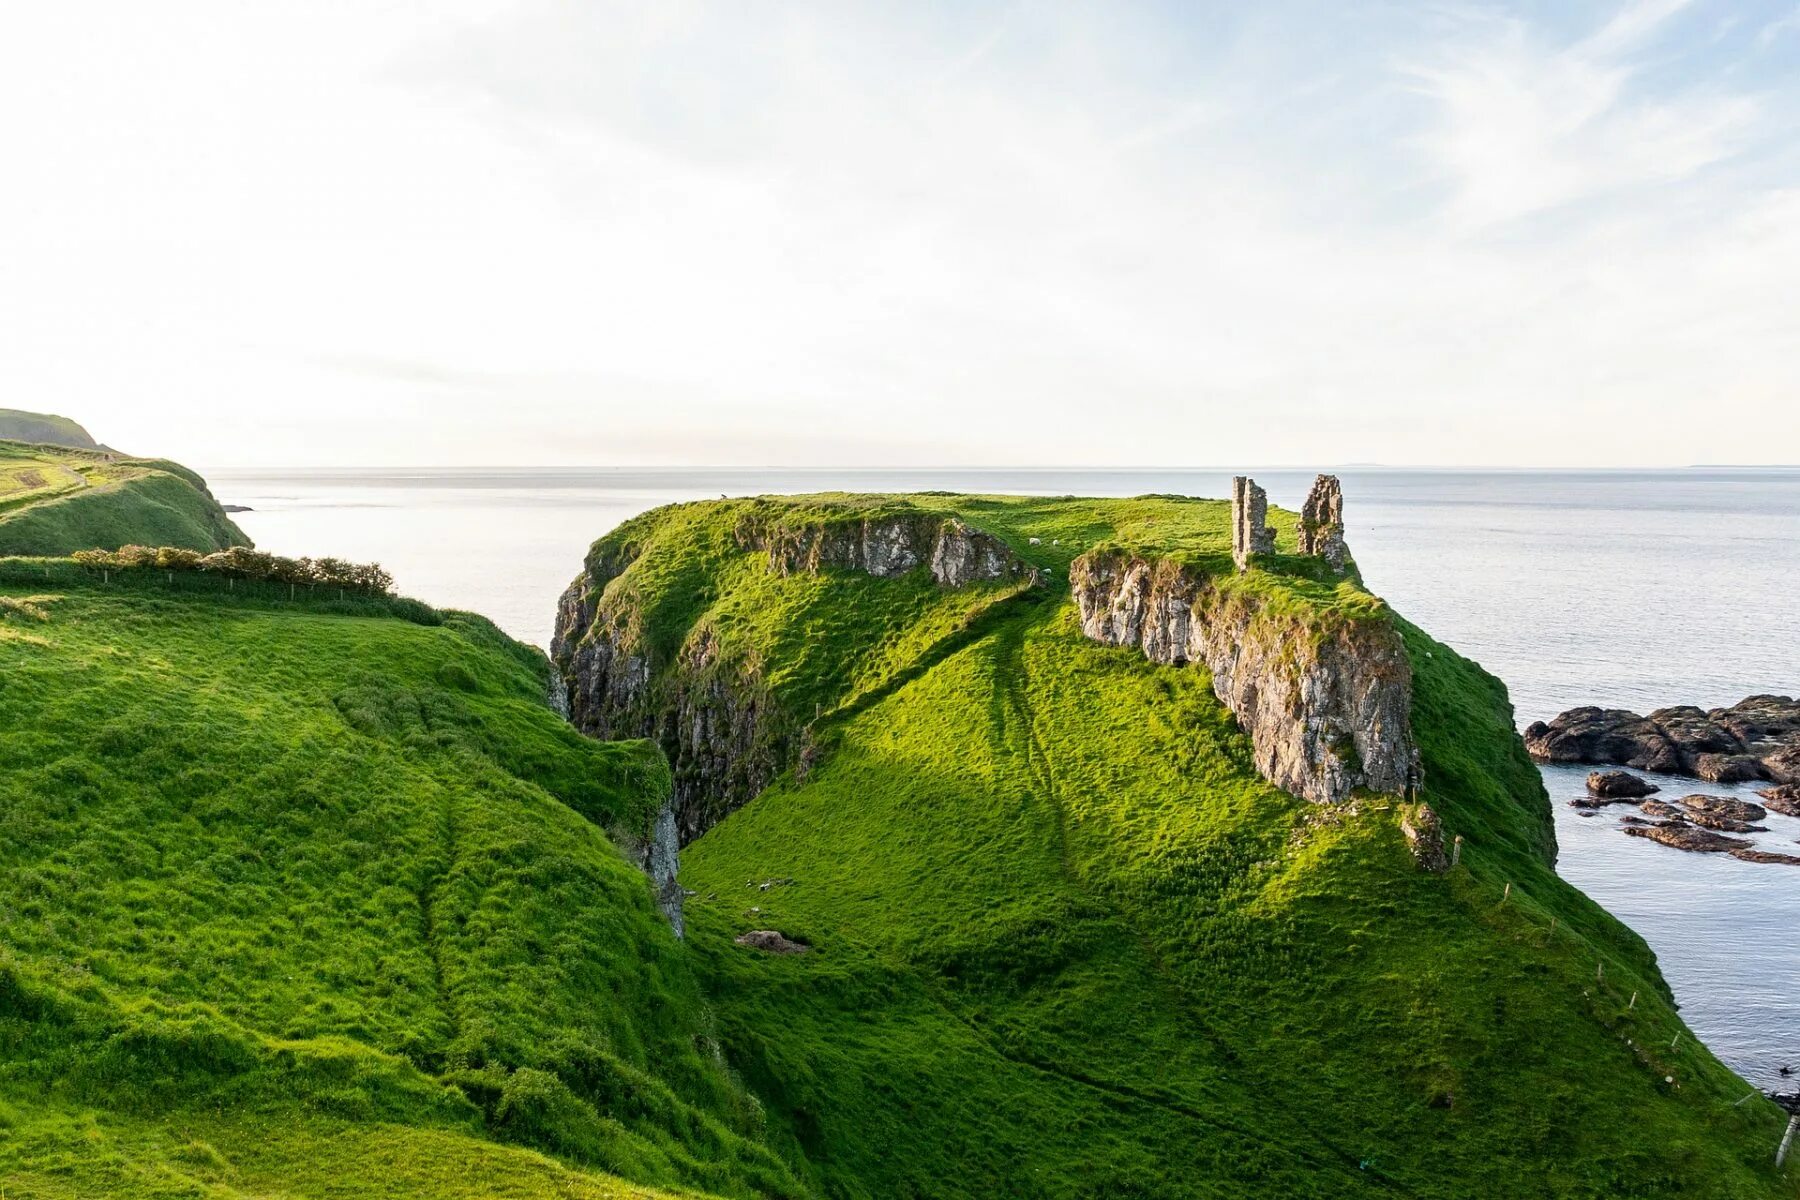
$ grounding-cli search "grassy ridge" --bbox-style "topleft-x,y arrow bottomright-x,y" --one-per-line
0,409 -> 99,450
580,493 -> 1795,1198
0,579 -> 799,1199
0,440 -> 249,556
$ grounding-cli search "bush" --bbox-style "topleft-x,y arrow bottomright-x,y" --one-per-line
65,545 -> 396,596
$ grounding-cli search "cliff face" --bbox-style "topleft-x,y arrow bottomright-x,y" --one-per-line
552,509 -> 1039,910
1071,550 -> 1420,805
736,511 -> 1037,588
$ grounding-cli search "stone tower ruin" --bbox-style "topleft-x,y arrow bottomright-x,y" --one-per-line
1231,476 -> 1273,571
1298,474 -> 1348,573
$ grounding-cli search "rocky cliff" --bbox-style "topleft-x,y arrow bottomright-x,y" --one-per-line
552,505 -> 1041,926
1071,550 -> 1420,805
735,508 -> 1038,587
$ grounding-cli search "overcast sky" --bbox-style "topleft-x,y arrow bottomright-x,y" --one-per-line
2,1 -> 1797,468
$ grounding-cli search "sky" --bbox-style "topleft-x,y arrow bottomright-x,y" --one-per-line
2,1 -> 1797,469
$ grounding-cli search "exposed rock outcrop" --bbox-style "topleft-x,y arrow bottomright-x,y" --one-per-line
736,510 -> 1036,588
1297,474 -> 1348,572
1230,477 -> 1273,571
1525,695 -> 1800,784
736,930 -> 810,954
1401,803 -> 1449,871
1072,551 -> 1420,805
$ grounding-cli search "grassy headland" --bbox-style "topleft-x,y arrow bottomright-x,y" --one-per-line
0,439 -> 249,557
562,492 -> 1797,1198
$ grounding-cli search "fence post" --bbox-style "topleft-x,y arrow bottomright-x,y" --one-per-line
1778,1113 -> 1797,1169
1452,835 -> 1463,867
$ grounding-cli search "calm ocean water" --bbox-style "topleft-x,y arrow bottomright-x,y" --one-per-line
209,466 -> 1800,1088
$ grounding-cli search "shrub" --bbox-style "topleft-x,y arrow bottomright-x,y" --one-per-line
65,545 -> 396,596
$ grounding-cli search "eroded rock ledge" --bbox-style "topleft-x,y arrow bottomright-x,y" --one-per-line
1070,551 -> 1420,805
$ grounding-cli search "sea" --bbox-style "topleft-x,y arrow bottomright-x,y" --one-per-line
208,465 -> 1800,1090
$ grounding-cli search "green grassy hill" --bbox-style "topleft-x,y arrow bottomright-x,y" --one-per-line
0,440 -> 249,556
0,409 -> 101,450
4,492 -> 1794,1198
557,493 -> 1798,1199
0,576 -> 801,1199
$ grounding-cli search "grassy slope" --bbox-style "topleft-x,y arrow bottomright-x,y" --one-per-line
0,581 -> 800,1199
573,493 -> 1796,1199
0,440 -> 249,556
0,410 -> 99,450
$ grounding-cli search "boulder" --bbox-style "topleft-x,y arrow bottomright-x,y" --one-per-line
1587,770 -> 1659,799
1401,803 -> 1449,872
735,930 -> 811,955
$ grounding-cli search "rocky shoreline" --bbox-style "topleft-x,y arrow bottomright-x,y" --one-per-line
1525,695 -> 1800,784
1566,767 -> 1800,867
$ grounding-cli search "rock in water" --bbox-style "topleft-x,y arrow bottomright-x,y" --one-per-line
1691,753 -> 1766,784
1757,784 -> 1800,817
1728,848 -> 1800,867
1525,695 -> 1800,783
1587,770 -> 1659,799
1623,821 -> 1753,854
1673,793 -> 1767,830
1297,474 -> 1349,572
736,930 -> 811,954
1524,708 -> 1683,773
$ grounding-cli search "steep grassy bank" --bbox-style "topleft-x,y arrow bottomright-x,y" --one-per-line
0,578 -> 799,1199
0,440 -> 248,556
557,493 -> 1797,1199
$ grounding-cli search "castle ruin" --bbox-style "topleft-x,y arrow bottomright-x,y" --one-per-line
1231,473 -> 1349,573
1230,477 -> 1273,570
1298,474 -> 1348,573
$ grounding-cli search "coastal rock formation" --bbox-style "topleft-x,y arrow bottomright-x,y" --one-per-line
1072,550 -> 1420,805
1525,695 -> 1800,784
1673,793 -> 1767,829
1588,770 -> 1658,799
1729,848 -> 1800,867
1297,474 -> 1348,572
736,510 -> 1036,588
1230,477 -> 1273,571
1623,820 -> 1752,855
1757,785 -> 1800,817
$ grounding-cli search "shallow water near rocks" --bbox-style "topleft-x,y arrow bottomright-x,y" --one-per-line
212,465 -> 1800,1088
